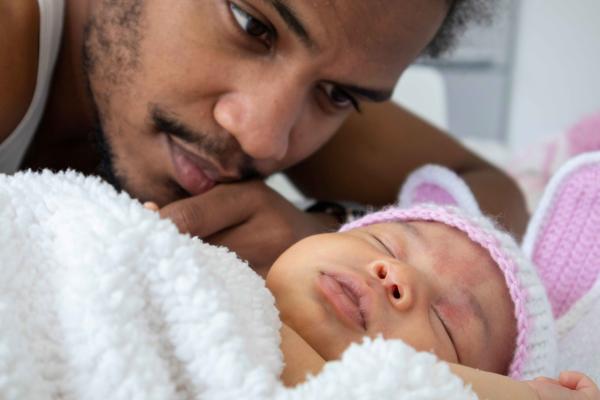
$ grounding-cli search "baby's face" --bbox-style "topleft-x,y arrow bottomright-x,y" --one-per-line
266,221 -> 517,374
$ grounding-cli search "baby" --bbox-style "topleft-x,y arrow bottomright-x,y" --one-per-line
266,203 -> 599,399
268,208 -> 518,375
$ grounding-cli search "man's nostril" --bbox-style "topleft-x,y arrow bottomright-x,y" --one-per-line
377,266 -> 386,279
392,285 -> 401,299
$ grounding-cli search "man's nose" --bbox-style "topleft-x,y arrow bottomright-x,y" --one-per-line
368,259 -> 417,312
213,76 -> 306,162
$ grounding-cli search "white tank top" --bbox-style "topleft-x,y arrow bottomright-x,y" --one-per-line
0,0 -> 65,174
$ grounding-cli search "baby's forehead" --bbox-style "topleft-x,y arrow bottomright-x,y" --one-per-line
417,221 -> 506,287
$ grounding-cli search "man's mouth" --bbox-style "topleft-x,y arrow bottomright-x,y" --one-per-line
167,135 -> 224,196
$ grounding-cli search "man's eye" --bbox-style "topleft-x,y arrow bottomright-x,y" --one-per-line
229,2 -> 275,48
321,83 -> 360,112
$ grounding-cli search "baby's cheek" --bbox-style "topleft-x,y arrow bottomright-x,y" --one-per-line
437,299 -> 472,329
385,322 -> 457,363
428,340 -> 458,364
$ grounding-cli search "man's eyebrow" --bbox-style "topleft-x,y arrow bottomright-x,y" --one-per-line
260,0 -> 315,49
260,0 -> 392,103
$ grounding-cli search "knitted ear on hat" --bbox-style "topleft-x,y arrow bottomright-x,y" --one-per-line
399,164 -> 482,215
522,151 -> 600,319
522,151 -> 600,382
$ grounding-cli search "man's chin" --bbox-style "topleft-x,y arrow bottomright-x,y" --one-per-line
96,160 -> 123,193
92,125 -> 172,204
92,124 -> 125,192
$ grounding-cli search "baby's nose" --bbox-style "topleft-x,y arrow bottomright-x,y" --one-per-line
368,260 -> 414,311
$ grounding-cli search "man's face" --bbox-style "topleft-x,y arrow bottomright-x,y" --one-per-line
84,0 -> 447,204
266,222 -> 517,374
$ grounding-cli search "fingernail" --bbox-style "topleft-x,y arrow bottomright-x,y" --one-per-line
143,201 -> 160,212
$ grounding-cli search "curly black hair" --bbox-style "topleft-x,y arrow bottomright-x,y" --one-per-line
423,0 -> 495,58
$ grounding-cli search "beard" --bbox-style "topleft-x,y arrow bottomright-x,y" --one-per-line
80,0 -> 145,192
90,119 -> 123,192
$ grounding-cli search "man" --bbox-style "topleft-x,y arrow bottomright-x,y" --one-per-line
0,0 -> 527,272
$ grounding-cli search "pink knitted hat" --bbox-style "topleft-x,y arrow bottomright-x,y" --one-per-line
340,165 -> 557,380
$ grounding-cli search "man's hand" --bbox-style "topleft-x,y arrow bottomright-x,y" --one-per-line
157,180 -> 338,275
527,372 -> 600,400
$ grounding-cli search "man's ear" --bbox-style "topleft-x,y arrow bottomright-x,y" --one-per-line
522,152 -> 600,318
398,164 -> 482,215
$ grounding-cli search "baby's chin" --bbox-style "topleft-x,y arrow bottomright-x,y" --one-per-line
263,258 -> 290,300
264,258 -> 282,286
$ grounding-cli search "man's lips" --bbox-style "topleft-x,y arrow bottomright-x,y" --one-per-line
167,135 -> 217,196
317,273 -> 371,331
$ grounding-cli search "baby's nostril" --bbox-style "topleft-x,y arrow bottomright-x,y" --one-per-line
377,266 -> 386,279
392,285 -> 401,299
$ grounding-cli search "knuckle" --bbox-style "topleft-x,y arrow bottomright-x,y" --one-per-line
249,180 -> 271,198
165,205 -> 203,235
242,181 -> 274,209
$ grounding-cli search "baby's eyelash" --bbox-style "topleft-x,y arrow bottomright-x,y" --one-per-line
370,234 -> 395,257
433,306 -> 460,364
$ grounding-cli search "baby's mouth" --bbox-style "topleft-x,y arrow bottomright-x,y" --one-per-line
317,273 -> 368,331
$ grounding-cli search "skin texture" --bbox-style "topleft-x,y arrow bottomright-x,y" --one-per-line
267,221 -> 517,374
0,0 -> 528,270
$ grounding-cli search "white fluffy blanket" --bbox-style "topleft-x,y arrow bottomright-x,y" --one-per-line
0,171 -> 475,400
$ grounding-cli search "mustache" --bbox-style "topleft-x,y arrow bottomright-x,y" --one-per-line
150,105 -> 261,181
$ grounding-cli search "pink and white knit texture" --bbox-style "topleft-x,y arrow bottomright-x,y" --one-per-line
532,164 -> 600,318
340,204 -> 556,380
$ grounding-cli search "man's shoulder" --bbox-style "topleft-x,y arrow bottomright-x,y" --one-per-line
0,0 -> 40,145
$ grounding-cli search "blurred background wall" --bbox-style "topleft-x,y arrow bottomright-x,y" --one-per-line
409,0 -> 600,149
508,0 -> 600,148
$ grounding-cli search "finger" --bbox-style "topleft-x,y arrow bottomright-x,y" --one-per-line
207,226 -> 270,272
559,371 -> 584,390
159,183 -> 256,237
559,371 -> 600,393
527,380 -> 575,400
143,201 -> 160,212
535,376 -> 562,385
206,220 -> 287,274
